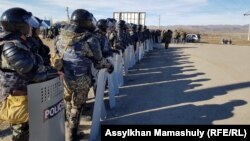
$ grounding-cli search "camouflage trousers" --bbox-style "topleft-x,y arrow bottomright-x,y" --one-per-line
165,42 -> 169,49
10,122 -> 29,141
63,75 -> 92,141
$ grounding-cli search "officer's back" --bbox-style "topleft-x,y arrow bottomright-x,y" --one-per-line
56,24 -> 93,79
55,9 -> 113,141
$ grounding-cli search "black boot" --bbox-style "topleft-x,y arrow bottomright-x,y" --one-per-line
165,43 -> 169,49
66,127 -> 77,141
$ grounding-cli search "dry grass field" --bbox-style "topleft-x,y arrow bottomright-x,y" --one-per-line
41,32 -> 250,49
201,32 -> 250,46
160,24 -> 250,46
41,37 -> 56,51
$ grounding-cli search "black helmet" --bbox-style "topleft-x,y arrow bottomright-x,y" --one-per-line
107,18 -> 116,24
0,7 -> 39,35
128,23 -> 136,31
125,23 -> 130,30
132,24 -> 137,31
70,9 -> 96,31
137,24 -> 143,31
116,20 -> 126,28
134,24 -> 138,31
97,19 -> 109,32
106,18 -> 116,30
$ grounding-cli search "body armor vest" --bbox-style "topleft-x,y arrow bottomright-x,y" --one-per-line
0,34 -> 29,102
56,29 -> 93,79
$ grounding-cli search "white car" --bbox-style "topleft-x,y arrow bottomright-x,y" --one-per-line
186,34 -> 199,42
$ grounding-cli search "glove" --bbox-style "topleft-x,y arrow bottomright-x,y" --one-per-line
107,64 -> 114,74
31,66 -> 58,83
46,67 -> 59,80
94,59 -> 113,71
115,44 -> 125,51
112,49 -> 120,55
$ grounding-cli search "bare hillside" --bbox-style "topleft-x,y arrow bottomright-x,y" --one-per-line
149,25 -> 249,34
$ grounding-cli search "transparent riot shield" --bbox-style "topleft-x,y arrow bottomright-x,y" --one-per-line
128,45 -> 135,68
149,38 -> 154,50
139,42 -> 144,61
123,47 -> 129,76
89,69 -> 108,141
107,57 -> 118,109
112,55 -> 119,94
135,42 -> 140,62
145,39 -> 149,52
115,51 -> 124,87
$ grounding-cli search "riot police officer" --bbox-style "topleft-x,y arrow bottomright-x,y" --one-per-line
106,18 -> 122,53
28,17 -> 51,66
0,7 -> 59,141
115,20 -> 127,52
143,26 -> 150,41
95,19 -> 113,58
55,9 -> 113,141
137,24 -> 144,44
129,23 -> 138,51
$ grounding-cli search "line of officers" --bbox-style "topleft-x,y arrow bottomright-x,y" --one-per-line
0,7 -> 160,141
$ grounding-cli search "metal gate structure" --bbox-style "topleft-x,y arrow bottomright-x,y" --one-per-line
113,12 -> 146,25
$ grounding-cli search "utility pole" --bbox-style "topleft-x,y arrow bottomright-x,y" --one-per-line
50,16 -> 53,25
244,12 -> 250,41
66,7 -> 70,22
158,15 -> 160,29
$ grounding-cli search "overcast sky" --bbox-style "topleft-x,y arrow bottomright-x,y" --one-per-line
0,0 -> 249,25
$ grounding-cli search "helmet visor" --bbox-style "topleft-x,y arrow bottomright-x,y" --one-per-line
107,20 -> 113,31
92,17 -> 97,26
40,20 -> 49,28
25,16 -> 40,28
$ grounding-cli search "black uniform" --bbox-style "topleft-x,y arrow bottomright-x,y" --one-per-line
27,36 -> 51,66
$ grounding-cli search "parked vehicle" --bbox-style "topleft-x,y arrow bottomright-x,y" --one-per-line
186,34 -> 199,42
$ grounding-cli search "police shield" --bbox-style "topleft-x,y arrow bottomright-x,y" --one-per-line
28,77 -> 64,141
90,69 -> 108,141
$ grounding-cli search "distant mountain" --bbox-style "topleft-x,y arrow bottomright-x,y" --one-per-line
149,25 -> 249,33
